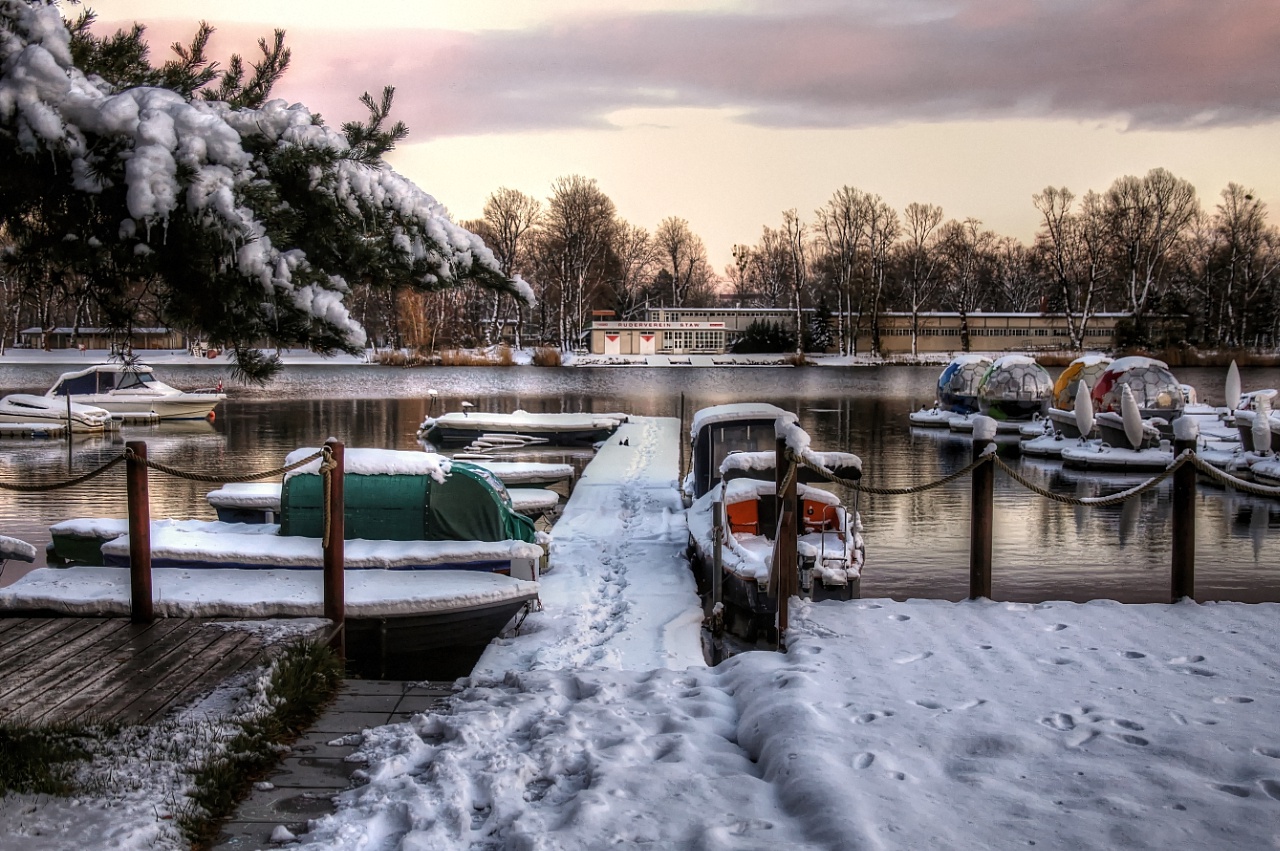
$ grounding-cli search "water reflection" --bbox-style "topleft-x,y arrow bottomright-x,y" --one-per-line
0,363 -> 1276,604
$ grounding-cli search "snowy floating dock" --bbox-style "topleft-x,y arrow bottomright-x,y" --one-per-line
474,416 -> 705,675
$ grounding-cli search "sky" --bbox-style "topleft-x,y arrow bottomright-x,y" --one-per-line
86,0 -> 1280,272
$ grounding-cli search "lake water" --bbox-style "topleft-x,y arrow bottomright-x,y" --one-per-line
1,363 -> 1278,603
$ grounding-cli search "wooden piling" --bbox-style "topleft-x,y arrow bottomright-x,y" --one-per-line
969,435 -> 993,600
1171,437 -> 1196,602
712,500 -> 724,614
323,438 -> 346,654
125,440 -> 152,623
774,436 -> 798,648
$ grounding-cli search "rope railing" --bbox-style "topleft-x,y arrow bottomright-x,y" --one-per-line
765,430 -> 1279,621
0,454 -> 127,492
122,446 -> 327,484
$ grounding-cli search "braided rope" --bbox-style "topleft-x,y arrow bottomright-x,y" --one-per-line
124,447 -> 325,483
0,454 -> 127,492
319,445 -> 338,547
992,452 -> 1189,507
788,447 -> 994,496
1189,454 -> 1280,498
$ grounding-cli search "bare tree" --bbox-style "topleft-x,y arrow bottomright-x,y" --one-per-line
479,187 -> 541,347
1212,184 -> 1280,347
1033,187 -> 1109,349
540,175 -> 617,350
900,202 -> 944,357
781,210 -> 809,355
654,217 -> 712,308
991,236 -> 1039,314
940,218 -> 996,351
863,197 -> 900,357
1105,168 -> 1199,329
814,187 -> 869,355
610,223 -> 658,319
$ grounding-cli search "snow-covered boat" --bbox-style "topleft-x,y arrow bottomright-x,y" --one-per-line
1046,355 -> 1113,437
909,354 -> 993,427
0,393 -> 112,433
1234,391 -> 1280,451
1089,356 -> 1185,437
418,410 -> 627,446
50,448 -> 544,578
0,564 -> 539,680
976,355 -> 1054,422
46,363 -> 225,420
685,403 -> 864,642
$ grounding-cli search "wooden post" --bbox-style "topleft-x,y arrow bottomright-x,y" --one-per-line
969,427 -> 994,600
1171,435 -> 1197,602
774,436 -> 798,648
125,440 -> 152,623
323,438 -> 346,654
712,500 -> 724,612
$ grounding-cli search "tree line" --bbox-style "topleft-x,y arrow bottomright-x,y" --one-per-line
398,169 -> 1277,356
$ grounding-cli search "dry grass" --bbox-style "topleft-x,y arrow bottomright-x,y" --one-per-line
531,347 -> 563,367
782,352 -> 811,367
439,346 -> 514,366
372,349 -> 435,367
1118,347 -> 1280,368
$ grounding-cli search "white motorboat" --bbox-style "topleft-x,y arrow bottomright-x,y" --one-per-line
0,393 -> 112,432
46,363 -> 225,420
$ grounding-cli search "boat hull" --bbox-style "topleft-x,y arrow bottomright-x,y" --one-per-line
59,394 -> 223,420
424,422 -> 616,447
345,595 -> 534,679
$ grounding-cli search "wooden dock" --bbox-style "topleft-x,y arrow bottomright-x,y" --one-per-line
0,617 -> 271,726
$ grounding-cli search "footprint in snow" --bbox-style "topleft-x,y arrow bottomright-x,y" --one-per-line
888,614 -> 910,621
852,752 -> 875,769
1110,719 -> 1144,731
1211,784 -> 1251,798
912,699 -> 943,710
1046,623 -> 1068,632
1119,651 -> 1146,660
1212,696 -> 1254,704
1040,713 -> 1075,731
1169,655 -> 1206,664
894,652 -> 933,664
1109,733 -> 1149,747
1259,780 -> 1280,801
1037,657 -> 1075,666
1255,747 -> 1280,759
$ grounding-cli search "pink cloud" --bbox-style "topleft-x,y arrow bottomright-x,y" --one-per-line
101,0 -> 1280,139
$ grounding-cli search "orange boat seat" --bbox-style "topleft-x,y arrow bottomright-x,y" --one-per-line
726,499 -> 760,535
802,499 -> 840,533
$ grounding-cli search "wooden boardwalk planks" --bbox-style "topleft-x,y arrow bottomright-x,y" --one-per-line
0,617 -> 270,726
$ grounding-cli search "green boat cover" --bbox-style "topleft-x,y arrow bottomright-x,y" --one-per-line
280,461 -> 537,543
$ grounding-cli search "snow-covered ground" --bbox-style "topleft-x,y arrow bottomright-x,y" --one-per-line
293,598 -> 1280,850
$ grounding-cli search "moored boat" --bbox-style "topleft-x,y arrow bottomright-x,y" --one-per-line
0,393 -> 112,433
1047,355 -> 1113,437
909,354 -> 993,428
46,362 -> 225,420
418,410 -> 627,446
976,355 -> 1054,422
685,403 -> 864,642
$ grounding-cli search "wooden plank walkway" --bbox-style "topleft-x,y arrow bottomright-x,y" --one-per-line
0,616 -> 270,726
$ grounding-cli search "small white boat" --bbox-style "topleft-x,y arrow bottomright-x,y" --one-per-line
1059,440 -> 1174,472
0,393 -> 112,433
418,410 -> 627,446
908,405 -> 960,428
46,363 -> 225,420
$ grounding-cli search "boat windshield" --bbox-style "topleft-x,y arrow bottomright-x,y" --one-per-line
115,370 -> 155,390
710,421 -> 776,480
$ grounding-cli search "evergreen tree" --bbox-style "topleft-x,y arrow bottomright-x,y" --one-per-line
0,3 -> 527,380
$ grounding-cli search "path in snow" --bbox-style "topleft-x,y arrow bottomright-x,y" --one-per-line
474,417 -> 705,676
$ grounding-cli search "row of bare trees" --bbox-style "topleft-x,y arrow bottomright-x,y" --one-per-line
727,168 -> 1279,355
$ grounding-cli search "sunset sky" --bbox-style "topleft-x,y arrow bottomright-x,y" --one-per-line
88,0 -> 1280,271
